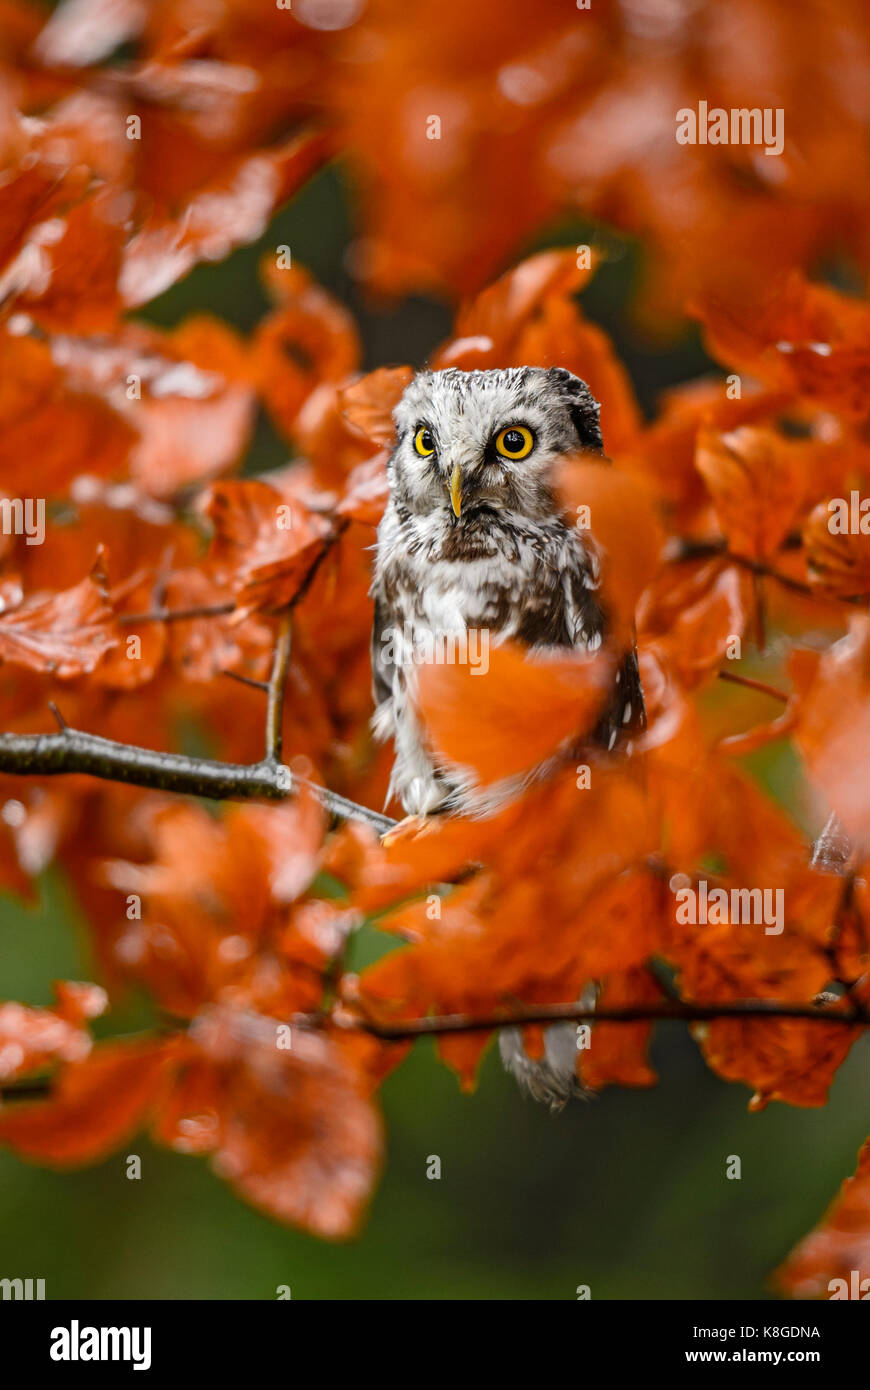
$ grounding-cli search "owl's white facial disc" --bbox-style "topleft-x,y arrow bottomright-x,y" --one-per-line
389,366 -> 602,522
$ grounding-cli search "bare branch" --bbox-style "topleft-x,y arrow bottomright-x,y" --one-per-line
717,670 -> 789,703
668,536 -> 865,605
48,700 -> 69,731
221,670 -> 269,694
346,996 -> 868,1040
0,724 -> 395,834
3,992 -> 864,1107
265,612 -> 293,763
119,602 -> 235,625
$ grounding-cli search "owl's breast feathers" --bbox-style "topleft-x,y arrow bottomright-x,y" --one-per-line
375,501 -> 602,642
370,498 -> 644,817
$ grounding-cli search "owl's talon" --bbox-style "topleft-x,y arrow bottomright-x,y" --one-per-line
380,814 -> 435,847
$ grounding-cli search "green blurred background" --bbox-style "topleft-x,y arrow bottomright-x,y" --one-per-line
1,167 -> 867,1300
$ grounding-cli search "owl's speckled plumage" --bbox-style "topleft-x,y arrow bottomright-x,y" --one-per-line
370,365 -> 646,1105
371,365 -> 643,809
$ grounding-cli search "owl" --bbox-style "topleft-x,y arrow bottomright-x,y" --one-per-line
370,365 -> 645,1105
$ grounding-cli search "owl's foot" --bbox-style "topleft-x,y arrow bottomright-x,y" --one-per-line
380,814 -> 437,848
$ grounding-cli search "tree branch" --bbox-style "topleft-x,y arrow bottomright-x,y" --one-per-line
717,670 -> 790,703
342,997 -> 868,1039
0,525 -> 399,834
2,994 -> 863,1105
0,725 -> 395,834
265,612 -> 293,763
119,601 -> 235,625
669,537 -> 863,605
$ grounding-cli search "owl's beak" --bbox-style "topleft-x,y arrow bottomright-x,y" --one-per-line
448,463 -> 462,518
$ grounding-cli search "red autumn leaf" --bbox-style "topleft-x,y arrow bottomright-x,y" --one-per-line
100,793 -> 327,1018
790,620 -> 870,844
324,806 -> 523,914
335,452 -> 390,526
0,981 -> 105,1083
0,550 -> 117,676
94,566 -> 167,690
161,565 -> 272,683
434,250 -> 642,455
803,500 -> 870,600
355,771 -> 661,1046
446,249 -> 598,354
339,366 -> 414,447
695,272 -> 870,421
46,318 -> 257,499
203,478 -> 333,616
695,425 -> 805,561
693,1014 -> 858,1112
191,1007 -> 382,1240
9,190 -> 125,333
555,456 -> 664,642
0,1037 -> 178,1165
578,969 -> 661,1091
120,129 -> 334,308
253,263 -> 361,442
415,640 -> 615,790
776,1139 -> 870,1299
638,559 -> 751,689
0,328 -> 134,496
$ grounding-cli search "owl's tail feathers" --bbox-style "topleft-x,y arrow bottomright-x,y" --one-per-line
370,699 -> 394,743
499,1025 -> 588,1110
499,987 -> 597,1110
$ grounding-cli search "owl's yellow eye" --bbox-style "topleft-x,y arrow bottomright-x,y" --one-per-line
414,427 -> 436,457
495,425 -> 534,459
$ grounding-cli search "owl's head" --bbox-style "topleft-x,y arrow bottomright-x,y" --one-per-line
389,366 -> 602,522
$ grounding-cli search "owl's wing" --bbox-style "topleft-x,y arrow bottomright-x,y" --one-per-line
370,590 -> 394,716
563,547 -> 645,747
598,645 -> 646,747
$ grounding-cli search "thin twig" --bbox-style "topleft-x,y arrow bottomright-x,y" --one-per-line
221,670 -> 270,694
3,993 -> 864,1106
670,537 -> 863,604
119,602 -> 235,625
344,997 -> 868,1040
717,670 -> 790,703
47,701 -> 69,731
265,613 -> 293,763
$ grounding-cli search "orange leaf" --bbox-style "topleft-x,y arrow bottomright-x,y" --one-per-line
555,456 -> 663,641
416,640 -> 615,789
695,1015 -> 857,1111
777,1140 -> 870,1299
253,264 -> 360,442
804,500 -> 870,600
120,130 -> 333,308
695,425 -> 804,561
204,478 -> 332,616
335,452 -> 390,525
0,982 -> 104,1083
340,366 -> 414,446
0,330 -> 134,496
10,192 -> 124,333
193,1009 -> 381,1240
638,560 -> 750,689
0,1037 -> 178,1165
791,619 -> 870,844
579,969 -> 661,1091
0,550 -> 117,677
695,273 -> 870,421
